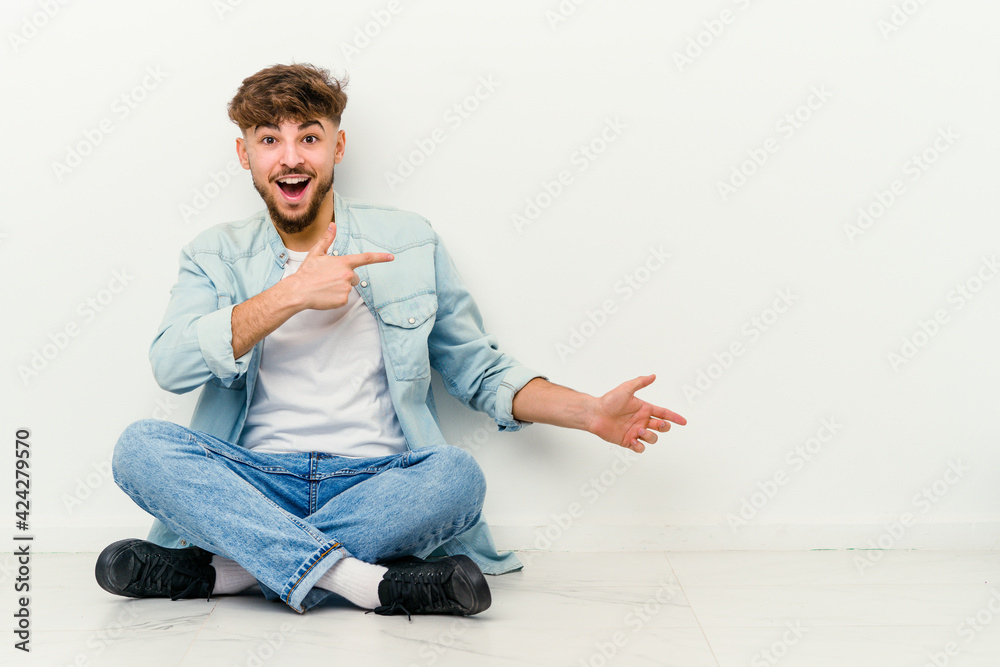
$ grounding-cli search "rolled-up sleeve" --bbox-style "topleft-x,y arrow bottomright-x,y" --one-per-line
427,232 -> 546,432
493,365 -> 548,432
149,246 -> 251,393
196,304 -> 252,380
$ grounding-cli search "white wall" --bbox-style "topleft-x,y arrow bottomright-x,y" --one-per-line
3,0 -> 998,552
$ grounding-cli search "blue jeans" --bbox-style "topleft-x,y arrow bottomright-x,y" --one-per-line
111,419 -> 487,612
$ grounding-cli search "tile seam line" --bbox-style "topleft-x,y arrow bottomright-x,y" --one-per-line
174,597 -> 220,666
665,551 -> 723,667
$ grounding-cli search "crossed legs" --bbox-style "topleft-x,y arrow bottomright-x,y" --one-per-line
109,419 -> 486,612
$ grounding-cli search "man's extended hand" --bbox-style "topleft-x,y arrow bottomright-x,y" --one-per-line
587,374 -> 686,453
510,375 -> 686,453
288,222 -> 395,310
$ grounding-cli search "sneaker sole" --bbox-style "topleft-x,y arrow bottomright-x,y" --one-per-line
446,555 -> 492,615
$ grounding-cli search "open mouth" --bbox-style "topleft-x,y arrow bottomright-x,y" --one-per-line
275,175 -> 311,202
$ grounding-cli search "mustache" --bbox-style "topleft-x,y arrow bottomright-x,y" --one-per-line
270,169 -> 315,182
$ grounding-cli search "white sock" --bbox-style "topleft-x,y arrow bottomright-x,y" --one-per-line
211,556 -> 258,594
315,556 -> 388,609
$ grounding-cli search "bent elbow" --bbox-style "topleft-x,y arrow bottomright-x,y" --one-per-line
149,359 -> 198,395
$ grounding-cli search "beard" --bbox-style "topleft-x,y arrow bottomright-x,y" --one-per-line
252,164 -> 335,235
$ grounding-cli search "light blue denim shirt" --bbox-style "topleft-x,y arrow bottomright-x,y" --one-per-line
145,191 -> 545,574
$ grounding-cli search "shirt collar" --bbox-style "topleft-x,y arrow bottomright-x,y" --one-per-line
265,189 -> 348,265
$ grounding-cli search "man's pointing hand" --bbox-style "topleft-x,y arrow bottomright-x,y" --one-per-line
290,222 -> 394,310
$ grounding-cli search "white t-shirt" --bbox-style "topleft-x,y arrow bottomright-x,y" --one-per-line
238,249 -> 409,458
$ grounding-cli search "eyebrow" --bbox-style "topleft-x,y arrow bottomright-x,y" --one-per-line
253,120 -> 325,135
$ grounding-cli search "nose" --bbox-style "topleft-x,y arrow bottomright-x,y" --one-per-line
279,141 -> 304,170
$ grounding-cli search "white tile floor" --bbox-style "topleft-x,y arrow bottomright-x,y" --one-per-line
13,550 -> 1000,666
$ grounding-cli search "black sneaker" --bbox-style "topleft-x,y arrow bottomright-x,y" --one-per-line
95,538 -> 215,601
374,555 -> 491,618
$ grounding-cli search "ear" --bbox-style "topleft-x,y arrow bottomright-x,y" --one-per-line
236,136 -> 250,170
334,129 -> 346,165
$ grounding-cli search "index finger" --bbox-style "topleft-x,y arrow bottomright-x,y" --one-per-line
651,405 -> 687,426
341,251 -> 395,268
307,223 -> 336,257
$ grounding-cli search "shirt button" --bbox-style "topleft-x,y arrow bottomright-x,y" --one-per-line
408,317 -> 416,324
179,540 -> 187,546
332,250 -> 339,256
360,281 -> 368,288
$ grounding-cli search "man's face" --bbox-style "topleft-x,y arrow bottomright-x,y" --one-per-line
237,118 -> 345,235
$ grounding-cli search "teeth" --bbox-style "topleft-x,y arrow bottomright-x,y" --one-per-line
277,176 -> 309,184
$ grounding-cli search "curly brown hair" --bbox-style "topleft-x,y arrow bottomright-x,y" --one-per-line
227,63 -> 348,132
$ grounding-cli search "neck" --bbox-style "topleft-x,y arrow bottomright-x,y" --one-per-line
274,190 -> 336,252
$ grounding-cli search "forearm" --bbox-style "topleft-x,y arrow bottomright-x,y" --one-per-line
511,377 -> 598,433
231,279 -> 304,359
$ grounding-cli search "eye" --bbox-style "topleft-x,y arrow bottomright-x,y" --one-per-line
303,135 -> 319,144
261,136 -> 276,145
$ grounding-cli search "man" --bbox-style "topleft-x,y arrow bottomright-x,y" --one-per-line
96,63 -> 686,617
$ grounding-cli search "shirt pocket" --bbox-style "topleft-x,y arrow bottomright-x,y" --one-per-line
375,293 -> 437,381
